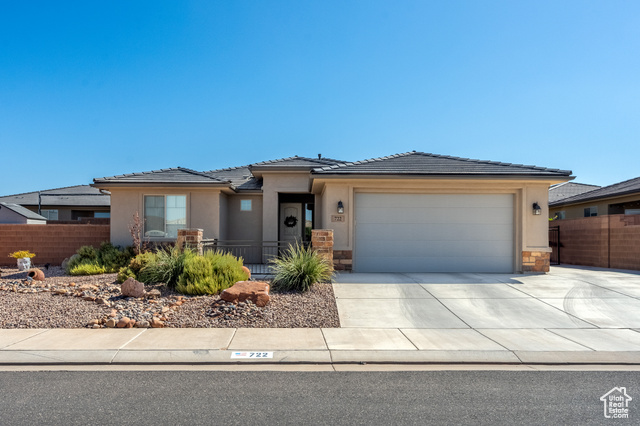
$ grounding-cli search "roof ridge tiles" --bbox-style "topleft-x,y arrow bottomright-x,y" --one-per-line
96,166 -> 230,183
311,151 -> 571,175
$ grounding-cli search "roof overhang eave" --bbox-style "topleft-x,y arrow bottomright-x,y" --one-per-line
550,188 -> 640,208
92,181 -> 232,189
310,172 -> 574,180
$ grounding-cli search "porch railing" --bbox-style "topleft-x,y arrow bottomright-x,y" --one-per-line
201,239 -> 310,275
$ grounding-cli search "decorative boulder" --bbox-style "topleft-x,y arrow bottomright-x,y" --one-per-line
146,289 -> 162,299
121,277 -> 146,298
27,268 -> 45,281
242,266 -> 251,279
220,281 -> 270,307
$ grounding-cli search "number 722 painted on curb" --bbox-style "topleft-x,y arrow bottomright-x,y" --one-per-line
231,352 -> 274,359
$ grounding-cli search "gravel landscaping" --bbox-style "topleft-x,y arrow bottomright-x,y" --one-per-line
0,266 -> 340,329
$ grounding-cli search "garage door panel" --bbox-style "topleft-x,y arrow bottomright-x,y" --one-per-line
356,194 -> 512,209
358,207 -> 512,225
357,223 -> 512,243
356,238 -> 514,258
356,256 -> 514,273
354,193 -> 514,273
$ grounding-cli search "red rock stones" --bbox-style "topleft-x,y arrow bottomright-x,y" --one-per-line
121,277 -> 145,298
220,281 -> 270,307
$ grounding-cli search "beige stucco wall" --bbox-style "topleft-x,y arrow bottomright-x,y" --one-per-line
260,172 -> 311,241
226,194 -> 263,241
313,177 -> 559,272
108,187 -> 224,247
550,193 -> 640,220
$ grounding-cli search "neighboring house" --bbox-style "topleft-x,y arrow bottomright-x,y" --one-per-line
549,182 -> 600,203
0,202 -> 47,224
93,152 -> 572,273
0,185 -> 110,221
550,177 -> 640,220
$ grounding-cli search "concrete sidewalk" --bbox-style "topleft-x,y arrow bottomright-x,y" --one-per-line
1,266 -> 640,365
1,326 -> 640,365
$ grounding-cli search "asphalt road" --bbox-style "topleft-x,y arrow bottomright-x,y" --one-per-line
0,371 -> 637,425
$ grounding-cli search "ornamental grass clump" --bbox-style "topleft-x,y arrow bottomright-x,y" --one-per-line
175,251 -> 249,295
137,245 -> 188,288
270,243 -> 334,292
117,251 -> 158,283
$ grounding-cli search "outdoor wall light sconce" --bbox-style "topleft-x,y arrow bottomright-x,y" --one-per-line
337,201 -> 344,214
533,202 -> 542,215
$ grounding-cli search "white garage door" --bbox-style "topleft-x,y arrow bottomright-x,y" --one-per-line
354,193 -> 514,273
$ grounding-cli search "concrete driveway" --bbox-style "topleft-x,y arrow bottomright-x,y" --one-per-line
331,265 -> 640,359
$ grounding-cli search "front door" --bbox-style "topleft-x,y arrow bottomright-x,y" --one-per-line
279,203 -> 302,244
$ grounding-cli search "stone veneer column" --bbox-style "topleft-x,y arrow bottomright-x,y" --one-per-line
311,230 -> 333,267
333,250 -> 353,272
177,228 -> 204,255
522,250 -> 550,273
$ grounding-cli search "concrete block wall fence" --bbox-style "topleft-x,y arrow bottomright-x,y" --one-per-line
550,215 -> 640,271
0,224 -> 111,266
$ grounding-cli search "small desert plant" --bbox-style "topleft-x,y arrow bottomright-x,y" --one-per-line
69,263 -> 106,276
128,251 -> 158,275
97,242 -> 132,273
8,250 -> 36,259
116,266 -> 136,283
175,251 -> 248,295
77,245 -> 98,261
270,243 -> 334,292
129,211 -> 148,255
137,245 -> 189,288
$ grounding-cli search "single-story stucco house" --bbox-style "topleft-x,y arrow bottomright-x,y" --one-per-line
92,152 -> 572,274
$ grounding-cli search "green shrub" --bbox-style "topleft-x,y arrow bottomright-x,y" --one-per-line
77,245 -> 98,261
65,243 -> 135,276
116,266 -> 136,283
175,251 -> 248,295
128,251 -> 158,276
69,262 -> 106,276
138,246 -> 188,288
270,244 -> 334,292
97,242 -> 132,273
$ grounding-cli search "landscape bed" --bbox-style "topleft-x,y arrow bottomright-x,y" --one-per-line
0,266 -> 340,329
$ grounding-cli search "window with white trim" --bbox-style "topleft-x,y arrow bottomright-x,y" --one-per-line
144,195 -> 186,238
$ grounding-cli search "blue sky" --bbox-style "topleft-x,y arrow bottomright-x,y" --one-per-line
1,1 -> 639,195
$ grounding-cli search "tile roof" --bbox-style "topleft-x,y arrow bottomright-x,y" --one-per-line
93,167 -> 229,185
550,176 -> 640,206
312,152 -> 572,177
0,185 -> 110,207
202,165 -> 262,191
250,156 -> 345,169
548,182 -> 601,203
0,202 -> 48,220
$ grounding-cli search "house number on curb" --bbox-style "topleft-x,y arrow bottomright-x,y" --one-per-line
231,352 -> 274,359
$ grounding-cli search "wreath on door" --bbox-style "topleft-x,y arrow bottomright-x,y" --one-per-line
284,215 -> 298,228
